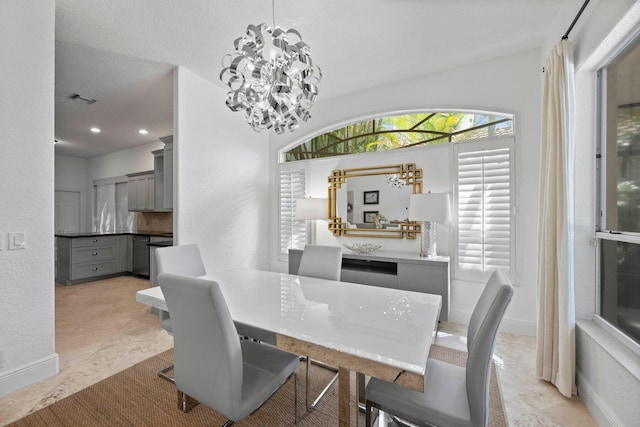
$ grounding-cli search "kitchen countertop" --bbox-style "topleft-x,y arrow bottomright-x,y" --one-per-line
55,231 -> 173,238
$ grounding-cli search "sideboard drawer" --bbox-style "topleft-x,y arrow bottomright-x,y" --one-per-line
353,270 -> 398,288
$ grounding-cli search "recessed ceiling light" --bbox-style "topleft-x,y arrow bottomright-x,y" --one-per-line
139,129 -> 149,135
90,127 -> 101,133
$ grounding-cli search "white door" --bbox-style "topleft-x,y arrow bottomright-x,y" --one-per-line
55,190 -> 81,233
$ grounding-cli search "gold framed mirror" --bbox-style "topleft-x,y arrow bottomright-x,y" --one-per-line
327,163 -> 422,238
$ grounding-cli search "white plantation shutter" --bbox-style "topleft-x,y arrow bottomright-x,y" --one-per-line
455,139 -> 514,282
279,169 -> 307,255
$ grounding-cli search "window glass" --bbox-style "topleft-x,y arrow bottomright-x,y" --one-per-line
283,112 -> 513,162
599,239 -> 640,346
598,32 -> 640,346
94,180 -> 135,233
602,37 -> 640,233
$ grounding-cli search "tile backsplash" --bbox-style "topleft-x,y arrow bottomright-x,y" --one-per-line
137,211 -> 173,234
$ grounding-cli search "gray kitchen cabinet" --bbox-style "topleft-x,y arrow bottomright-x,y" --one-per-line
126,171 -> 155,211
151,136 -> 173,211
126,235 -> 134,272
160,135 -> 173,210
115,235 -> 128,272
289,248 -> 450,321
56,236 -> 125,285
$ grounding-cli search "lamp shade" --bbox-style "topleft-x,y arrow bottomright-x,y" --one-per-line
409,193 -> 450,222
295,198 -> 328,220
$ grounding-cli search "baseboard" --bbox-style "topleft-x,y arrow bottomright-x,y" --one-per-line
449,310 -> 536,337
576,370 -> 621,427
0,353 -> 59,397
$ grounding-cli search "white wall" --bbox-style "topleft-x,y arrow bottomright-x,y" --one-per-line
55,155 -> 87,189
0,0 -> 57,396
270,48 -> 542,336
174,67 -> 270,272
86,141 -> 162,180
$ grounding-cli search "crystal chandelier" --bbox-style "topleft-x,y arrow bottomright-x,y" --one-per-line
220,14 -> 322,134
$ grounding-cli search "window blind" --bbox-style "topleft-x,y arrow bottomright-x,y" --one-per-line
279,169 -> 307,254
456,145 -> 513,280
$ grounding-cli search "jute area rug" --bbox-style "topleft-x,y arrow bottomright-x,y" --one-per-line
9,345 -> 507,426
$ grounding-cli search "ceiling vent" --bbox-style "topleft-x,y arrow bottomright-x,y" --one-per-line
68,93 -> 96,105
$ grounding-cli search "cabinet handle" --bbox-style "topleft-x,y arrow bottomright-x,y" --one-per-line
92,252 -> 98,256
92,267 -> 98,271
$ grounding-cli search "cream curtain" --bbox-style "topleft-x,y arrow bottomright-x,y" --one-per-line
536,39 -> 576,398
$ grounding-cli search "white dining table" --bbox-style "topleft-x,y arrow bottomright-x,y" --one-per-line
136,268 -> 442,426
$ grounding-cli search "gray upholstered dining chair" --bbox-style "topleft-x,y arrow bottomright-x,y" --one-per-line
297,244 -> 342,281
154,244 -> 207,382
158,272 -> 299,426
365,269 -> 514,427
296,244 -> 342,411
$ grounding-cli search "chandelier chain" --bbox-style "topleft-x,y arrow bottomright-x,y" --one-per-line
272,0 -> 275,30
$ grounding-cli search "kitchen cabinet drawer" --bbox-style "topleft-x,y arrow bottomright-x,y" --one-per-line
71,261 -> 116,279
56,235 -> 128,285
72,236 -> 115,248
72,246 -> 115,263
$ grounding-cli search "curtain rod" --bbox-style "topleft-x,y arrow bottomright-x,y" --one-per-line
562,0 -> 591,40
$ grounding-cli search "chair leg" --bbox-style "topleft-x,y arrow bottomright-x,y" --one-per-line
158,364 -> 175,384
294,372 -> 299,427
177,389 -> 199,412
366,400 -> 372,427
305,356 -> 339,411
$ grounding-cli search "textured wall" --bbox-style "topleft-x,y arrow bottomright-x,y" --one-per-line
55,155 -> 87,190
174,67 -> 270,272
0,0 -> 57,395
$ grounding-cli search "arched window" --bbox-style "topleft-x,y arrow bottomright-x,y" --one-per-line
283,111 -> 513,162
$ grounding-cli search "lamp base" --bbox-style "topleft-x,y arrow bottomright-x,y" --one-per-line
306,219 -> 317,245
419,221 -> 438,258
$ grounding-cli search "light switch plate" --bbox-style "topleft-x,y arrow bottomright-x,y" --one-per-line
8,232 -> 25,250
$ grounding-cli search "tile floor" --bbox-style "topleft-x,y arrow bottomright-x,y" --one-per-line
0,276 -> 597,426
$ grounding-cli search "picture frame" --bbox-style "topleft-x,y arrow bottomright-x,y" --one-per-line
364,211 -> 379,223
363,190 -> 379,205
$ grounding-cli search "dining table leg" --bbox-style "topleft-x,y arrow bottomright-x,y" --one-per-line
338,366 -> 359,427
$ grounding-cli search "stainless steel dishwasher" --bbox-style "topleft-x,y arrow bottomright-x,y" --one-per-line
131,235 -> 150,277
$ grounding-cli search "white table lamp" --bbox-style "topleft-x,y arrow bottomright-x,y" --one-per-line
409,193 -> 450,258
295,197 -> 328,245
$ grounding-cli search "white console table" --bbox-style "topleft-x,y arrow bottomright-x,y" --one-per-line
289,249 -> 450,321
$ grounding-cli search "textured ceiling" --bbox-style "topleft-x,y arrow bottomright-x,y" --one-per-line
54,0 -> 586,158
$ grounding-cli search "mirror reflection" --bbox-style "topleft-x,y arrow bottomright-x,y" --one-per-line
328,164 -> 422,239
